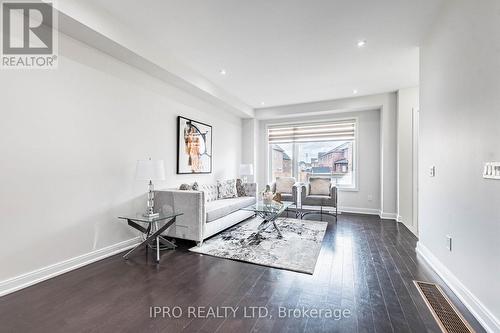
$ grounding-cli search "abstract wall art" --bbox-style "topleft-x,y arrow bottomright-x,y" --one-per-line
177,116 -> 212,174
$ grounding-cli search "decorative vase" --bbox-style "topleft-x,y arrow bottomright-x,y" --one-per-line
262,191 -> 273,203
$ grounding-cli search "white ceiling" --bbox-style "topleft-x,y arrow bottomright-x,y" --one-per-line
84,0 -> 445,108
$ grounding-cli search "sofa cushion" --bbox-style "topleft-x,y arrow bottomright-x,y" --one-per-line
280,193 -> 293,202
309,177 -> 331,195
205,197 -> 256,222
275,177 -> 296,194
303,194 -> 330,205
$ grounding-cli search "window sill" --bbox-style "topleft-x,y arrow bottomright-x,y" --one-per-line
337,186 -> 359,192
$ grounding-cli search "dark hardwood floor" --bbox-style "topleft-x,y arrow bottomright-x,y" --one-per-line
0,213 -> 485,333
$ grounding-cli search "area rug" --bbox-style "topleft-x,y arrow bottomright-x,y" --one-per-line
189,217 -> 328,274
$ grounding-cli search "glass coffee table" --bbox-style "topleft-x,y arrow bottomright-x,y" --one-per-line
242,201 -> 292,238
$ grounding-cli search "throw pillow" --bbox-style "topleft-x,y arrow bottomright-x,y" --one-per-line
235,179 -> 246,197
275,177 -> 295,194
178,182 -> 200,191
309,177 -> 331,195
217,179 -> 237,199
200,184 -> 218,202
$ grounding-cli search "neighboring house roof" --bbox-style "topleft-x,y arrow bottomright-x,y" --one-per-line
272,144 -> 291,160
334,159 -> 349,164
318,142 -> 350,157
312,166 -> 331,174
272,144 -> 284,152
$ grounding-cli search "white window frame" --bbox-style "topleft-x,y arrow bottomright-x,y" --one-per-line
266,117 -> 359,191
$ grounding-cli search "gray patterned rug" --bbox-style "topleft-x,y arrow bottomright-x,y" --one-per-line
189,217 -> 328,274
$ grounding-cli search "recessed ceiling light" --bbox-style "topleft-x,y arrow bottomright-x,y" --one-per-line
219,69 -> 227,75
260,102 -> 266,106
357,40 -> 367,48
353,89 -> 358,94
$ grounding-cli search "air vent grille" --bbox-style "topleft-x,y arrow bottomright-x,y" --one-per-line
414,281 -> 475,333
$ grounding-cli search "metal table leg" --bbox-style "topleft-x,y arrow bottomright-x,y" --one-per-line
123,216 -> 177,262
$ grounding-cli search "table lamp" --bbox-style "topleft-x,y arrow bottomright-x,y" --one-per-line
239,164 -> 254,183
136,158 -> 166,218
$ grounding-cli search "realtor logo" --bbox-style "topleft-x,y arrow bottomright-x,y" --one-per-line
1,0 -> 58,68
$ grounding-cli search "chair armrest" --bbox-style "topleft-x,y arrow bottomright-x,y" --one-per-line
294,182 -> 307,202
243,182 -> 257,197
329,184 -> 338,207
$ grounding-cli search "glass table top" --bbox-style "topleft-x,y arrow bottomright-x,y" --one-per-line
241,201 -> 292,214
118,212 -> 183,223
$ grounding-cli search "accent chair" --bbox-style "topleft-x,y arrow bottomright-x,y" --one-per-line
299,177 -> 338,220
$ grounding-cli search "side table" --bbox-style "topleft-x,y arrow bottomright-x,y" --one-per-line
118,212 -> 183,263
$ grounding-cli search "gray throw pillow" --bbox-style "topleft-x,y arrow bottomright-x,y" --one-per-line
236,179 -> 246,197
179,182 -> 200,191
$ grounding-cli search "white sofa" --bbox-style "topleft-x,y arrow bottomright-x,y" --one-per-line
154,183 -> 257,245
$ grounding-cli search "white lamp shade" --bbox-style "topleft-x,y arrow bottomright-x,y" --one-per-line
239,164 -> 254,176
135,159 -> 166,181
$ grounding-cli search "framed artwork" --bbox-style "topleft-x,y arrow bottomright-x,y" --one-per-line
177,116 -> 213,174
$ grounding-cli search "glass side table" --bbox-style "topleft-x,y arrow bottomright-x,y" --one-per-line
118,212 -> 183,263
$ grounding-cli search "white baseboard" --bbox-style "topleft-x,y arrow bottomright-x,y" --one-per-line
0,237 -> 141,297
397,214 -> 403,223
416,242 -> 500,333
379,211 -> 398,220
338,206 -> 380,215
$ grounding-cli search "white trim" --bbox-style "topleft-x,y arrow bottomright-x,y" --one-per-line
416,242 -> 500,333
397,214 -> 403,223
379,211 -> 398,220
0,237 -> 141,297
339,206 -> 380,215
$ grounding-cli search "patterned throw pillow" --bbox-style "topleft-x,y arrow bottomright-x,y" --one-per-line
236,179 -> 246,197
217,179 -> 237,199
200,184 -> 218,202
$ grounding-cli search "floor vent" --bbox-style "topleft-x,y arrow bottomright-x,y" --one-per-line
414,281 -> 475,333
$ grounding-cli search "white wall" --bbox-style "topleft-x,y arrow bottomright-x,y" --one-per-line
0,32 -> 242,284
241,119 -> 258,183
397,87 -> 419,235
419,0 -> 500,331
255,110 -> 381,214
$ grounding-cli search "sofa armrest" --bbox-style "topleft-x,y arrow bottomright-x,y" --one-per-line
243,182 -> 257,197
154,190 -> 204,241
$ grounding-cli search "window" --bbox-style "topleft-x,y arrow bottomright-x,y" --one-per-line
268,120 -> 356,189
